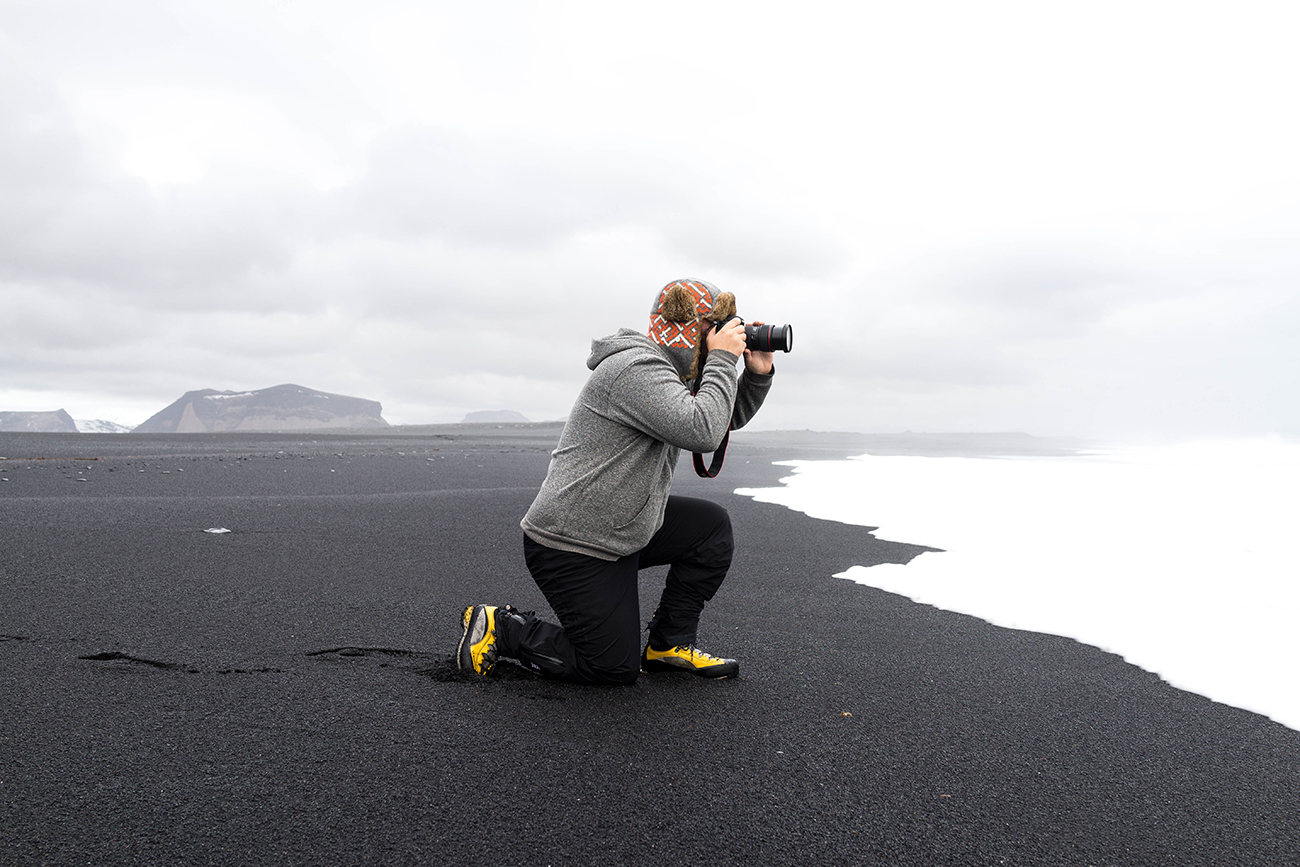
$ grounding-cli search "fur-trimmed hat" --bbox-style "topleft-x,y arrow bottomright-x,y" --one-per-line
649,278 -> 737,380
649,279 -> 736,347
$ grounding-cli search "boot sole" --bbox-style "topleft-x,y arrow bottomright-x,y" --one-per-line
456,606 -> 496,674
642,658 -> 739,678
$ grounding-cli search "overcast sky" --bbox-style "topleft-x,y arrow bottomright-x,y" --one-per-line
2,1 -> 1297,439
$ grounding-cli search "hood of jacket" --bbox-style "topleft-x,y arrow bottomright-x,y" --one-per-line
587,328 -> 692,379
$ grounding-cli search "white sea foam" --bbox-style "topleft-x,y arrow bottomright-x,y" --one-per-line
735,438 -> 1300,731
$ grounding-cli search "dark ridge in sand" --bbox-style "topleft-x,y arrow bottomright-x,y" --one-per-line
1,428 -> 1297,865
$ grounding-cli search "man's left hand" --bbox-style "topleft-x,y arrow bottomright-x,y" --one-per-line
743,321 -> 775,374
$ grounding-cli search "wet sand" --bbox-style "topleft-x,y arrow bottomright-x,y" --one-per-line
2,427 -> 1297,865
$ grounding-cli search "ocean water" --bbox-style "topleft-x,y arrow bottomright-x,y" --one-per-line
735,438 -> 1300,731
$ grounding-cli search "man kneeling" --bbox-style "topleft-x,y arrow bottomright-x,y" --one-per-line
457,279 -> 774,683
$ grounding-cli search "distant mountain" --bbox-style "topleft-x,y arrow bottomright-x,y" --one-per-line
461,410 -> 530,423
74,419 -> 133,434
133,384 -> 388,433
0,409 -> 77,433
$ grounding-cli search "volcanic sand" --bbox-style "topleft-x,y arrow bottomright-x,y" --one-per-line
2,427 -> 1297,865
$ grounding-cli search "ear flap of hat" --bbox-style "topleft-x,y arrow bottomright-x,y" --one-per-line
706,292 -> 736,322
659,284 -> 698,323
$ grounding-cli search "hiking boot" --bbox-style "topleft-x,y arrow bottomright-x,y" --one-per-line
457,605 -> 500,675
642,642 -> 739,679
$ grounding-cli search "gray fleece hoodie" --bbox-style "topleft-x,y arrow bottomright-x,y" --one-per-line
521,327 -> 773,560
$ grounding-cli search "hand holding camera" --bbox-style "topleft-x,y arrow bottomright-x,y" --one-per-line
708,315 -> 792,375
706,317 -> 748,357
742,324 -> 776,375
712,315 -> 793,352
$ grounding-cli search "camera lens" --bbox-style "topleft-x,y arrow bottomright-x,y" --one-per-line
745,324 -> 793,353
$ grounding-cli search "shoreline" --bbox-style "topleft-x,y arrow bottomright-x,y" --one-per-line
3,429 -> 1298,865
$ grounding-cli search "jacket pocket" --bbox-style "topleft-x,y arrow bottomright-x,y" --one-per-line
612,489 -> 657,531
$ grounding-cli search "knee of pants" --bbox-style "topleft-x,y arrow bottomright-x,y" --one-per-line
699,502 -> 734,564
591,661 -> 640,686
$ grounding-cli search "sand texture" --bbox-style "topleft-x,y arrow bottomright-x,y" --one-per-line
2,428 -> 1298,866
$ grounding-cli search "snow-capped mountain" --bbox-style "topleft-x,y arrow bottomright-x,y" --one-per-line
74,419 -> 134,433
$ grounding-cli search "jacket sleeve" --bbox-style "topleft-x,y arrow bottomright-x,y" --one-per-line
603,349 -> 740,453
730,364 -> 773,430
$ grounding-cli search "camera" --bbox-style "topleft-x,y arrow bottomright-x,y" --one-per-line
713,315 -> 794,353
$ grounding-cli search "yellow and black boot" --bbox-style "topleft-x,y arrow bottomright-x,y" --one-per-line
641,643 -> 739,678
457,604 -> 500,675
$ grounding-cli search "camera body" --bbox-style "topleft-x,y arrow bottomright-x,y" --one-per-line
713,315 -> 794,353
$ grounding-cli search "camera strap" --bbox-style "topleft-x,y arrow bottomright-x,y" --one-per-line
691,361 -> 731,478
692,427 -> 731,478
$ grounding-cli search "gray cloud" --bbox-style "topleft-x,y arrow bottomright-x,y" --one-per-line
341,129 -> 660,247
3,3 -> 1298,437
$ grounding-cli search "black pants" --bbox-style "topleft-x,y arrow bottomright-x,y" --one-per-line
502,496 -> 734,685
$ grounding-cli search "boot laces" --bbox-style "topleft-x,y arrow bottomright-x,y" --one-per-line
679,644 -> 723,664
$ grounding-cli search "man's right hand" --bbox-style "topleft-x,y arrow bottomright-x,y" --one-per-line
705,318 -> 747,358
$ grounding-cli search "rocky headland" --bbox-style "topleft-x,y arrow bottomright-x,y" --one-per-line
132,384 -> 388,433
0,409 -> 78,433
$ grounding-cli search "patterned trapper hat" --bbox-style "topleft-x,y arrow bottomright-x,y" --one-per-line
649,279 -> 736,349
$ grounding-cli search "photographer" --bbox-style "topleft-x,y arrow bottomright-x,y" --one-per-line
457,279 -> 775,684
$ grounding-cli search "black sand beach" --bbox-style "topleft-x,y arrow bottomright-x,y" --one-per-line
2,427 -> 1297,865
